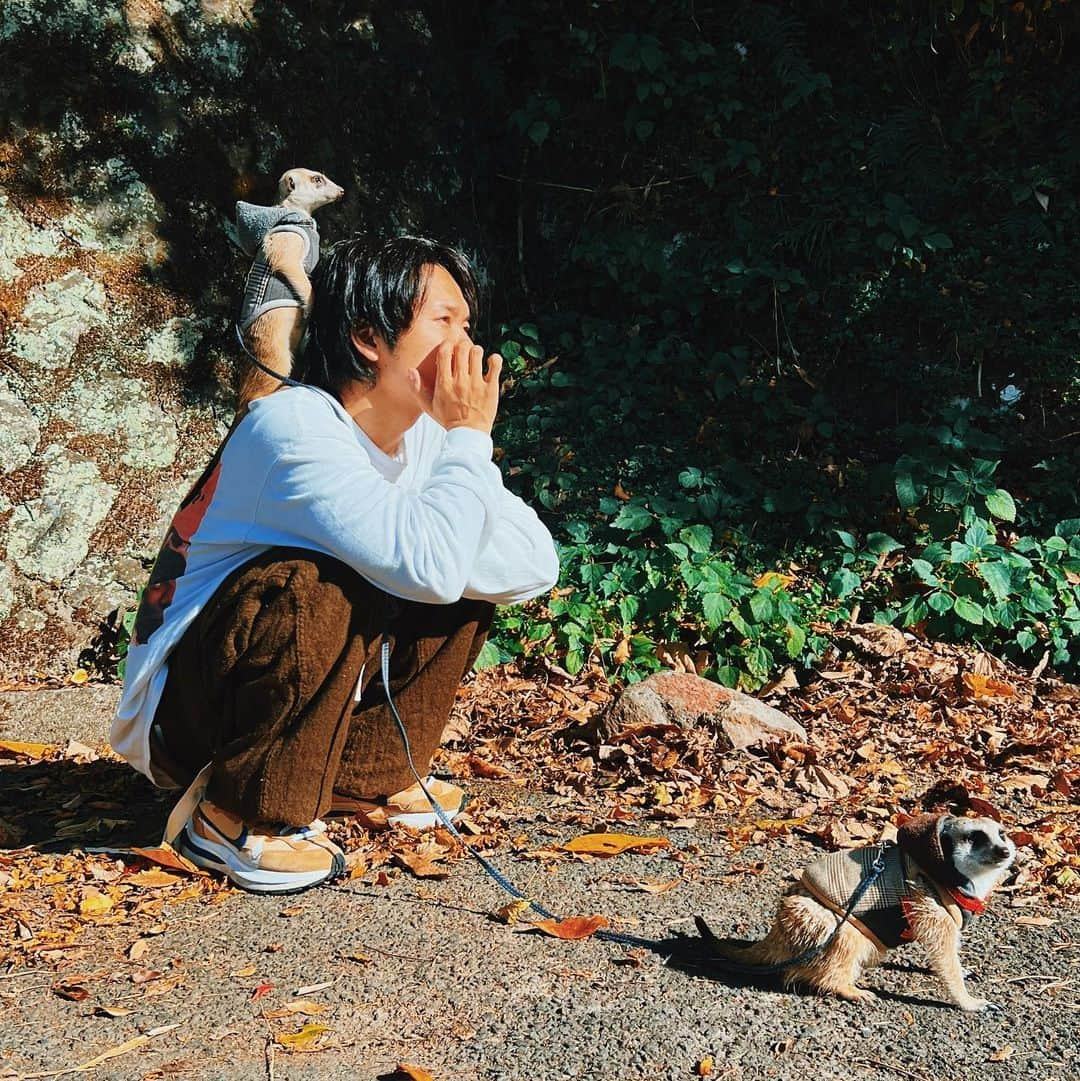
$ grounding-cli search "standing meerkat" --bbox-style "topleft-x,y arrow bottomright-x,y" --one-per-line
235,167 -> 344,410
696,814 -> 1016,1011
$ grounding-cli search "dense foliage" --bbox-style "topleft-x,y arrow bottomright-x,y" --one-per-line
3,0 -> 1077,685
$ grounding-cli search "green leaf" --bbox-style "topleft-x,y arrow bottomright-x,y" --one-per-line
527,120 -> 550,147
749,591 -> 774,622
679,524 -> 713,554
612,504 -> 653,532
702,592 -> 730,628
1016,629 -> 1037,651
910,559 -> 939,585
953,596 -> 984,625
895,471 -> 926,510
828,568 -> 861,599
984,488 -> 1016,522
927,591 -> 954,614
977,561 -> 1013,602
785,623 -> 806,658
923,232 -> 953,250
866,532 -> 903,555
473,641 -> 503,670
565,649 -> 584,675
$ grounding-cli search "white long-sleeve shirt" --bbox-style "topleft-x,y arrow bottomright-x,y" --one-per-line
111,385 -> 559,780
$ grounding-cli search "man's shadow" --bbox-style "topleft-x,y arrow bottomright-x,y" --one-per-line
0,757 -> 171,851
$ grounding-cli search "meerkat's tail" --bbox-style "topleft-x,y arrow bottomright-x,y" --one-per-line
694,915 -> 802,968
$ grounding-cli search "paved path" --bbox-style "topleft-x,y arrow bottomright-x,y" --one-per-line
0,691 -> 1076,1081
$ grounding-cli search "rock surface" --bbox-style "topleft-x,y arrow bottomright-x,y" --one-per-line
602,670 -> 806,750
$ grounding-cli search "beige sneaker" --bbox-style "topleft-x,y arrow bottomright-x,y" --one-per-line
329,777 -> 466,830
176,799 -> 345,894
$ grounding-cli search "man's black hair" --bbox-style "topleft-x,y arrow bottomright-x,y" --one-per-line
300,234 -> 479,394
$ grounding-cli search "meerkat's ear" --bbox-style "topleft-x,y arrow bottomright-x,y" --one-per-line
277,172 -> 297,200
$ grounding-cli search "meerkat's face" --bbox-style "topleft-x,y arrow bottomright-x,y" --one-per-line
942,816 -> 1016,881
278,168 -> 345,213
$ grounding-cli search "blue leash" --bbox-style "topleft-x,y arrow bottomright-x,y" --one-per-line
379,642 -> 665,951
380,642 -> 890,967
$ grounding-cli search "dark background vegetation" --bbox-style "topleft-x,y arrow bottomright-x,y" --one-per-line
3,0 -> 1078,686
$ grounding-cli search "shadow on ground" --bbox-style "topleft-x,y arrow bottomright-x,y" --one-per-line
0,759 -> 170,851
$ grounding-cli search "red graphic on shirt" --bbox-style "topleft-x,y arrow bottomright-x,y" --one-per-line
133,452 -> 225,646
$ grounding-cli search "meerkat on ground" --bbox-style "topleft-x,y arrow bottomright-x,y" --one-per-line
696,814 -> 1016,1011
234,167 -> 344,410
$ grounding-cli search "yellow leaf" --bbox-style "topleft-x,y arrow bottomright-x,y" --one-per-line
987,1046 -> 1015,1063
69,668 -> 90,684
79,888 -> 114,917
275,1023 -> 329,1051
495,899 -> 533,925
753,571 -> 796,590
560,833 -> 670,857
532,915 -> 610,940
0,740 -> 52,759
698,1056 -> 715,1077
230,965 -> 257,978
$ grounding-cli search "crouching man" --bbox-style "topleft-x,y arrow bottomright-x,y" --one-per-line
111,235 -> 559,894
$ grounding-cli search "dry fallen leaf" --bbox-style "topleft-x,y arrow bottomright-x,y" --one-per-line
251,981 -> 275,1001
0,740 -> 52,758
987,1046 -> 1015,1063
396,841 -> 450,879
1014,915 -> 1055,928
963,673 -> 1017,699
560,833 -> 670,857
394,1064 -> 436,1081
531,915 -> 611,940
264,1000 -> 329,1019
128,869 -> 184,888
93,1005 -> 134,1018
275,1023 -> 329,1051
463,754 -> 514,780
230,965 -> 257,978
78,889 -> 114,917
127,939 -> 150,961
295,980 -> 334,996
495,899 -> 533,925
52,982 -> 90,1002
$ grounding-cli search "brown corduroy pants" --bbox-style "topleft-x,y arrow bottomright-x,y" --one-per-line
152,547 -> 493,826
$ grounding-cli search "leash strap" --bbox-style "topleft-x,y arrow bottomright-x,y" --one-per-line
378,642 -> 666,951
234,322 -> 304,388
702,844 -> 891,976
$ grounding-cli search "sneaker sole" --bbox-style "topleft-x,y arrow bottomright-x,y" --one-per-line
177,827 -> 345,895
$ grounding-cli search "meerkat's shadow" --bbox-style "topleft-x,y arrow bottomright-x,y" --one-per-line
661,934 -> 960,1010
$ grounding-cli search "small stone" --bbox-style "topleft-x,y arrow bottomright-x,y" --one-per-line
601,670 -> 806,750
832,622 -> 908,659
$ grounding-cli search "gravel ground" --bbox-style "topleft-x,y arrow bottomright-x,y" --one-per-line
2,787 -> 1077,1081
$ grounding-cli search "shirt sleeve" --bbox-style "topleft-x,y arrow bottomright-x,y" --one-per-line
252,424 -> 505,605
462,485 -> 560,604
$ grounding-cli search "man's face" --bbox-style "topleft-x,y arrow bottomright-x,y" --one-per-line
373,263 -> 472,407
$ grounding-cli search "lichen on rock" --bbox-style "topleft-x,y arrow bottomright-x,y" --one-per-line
0,387 -> 41,473
8,270 -> 108,369
4,444 -> 117,584
55,372 -> 179,469
0,193 -> 62,281
144,315 -> 210,368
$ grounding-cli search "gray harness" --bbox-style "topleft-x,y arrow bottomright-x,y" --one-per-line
235,201 -> 320,332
